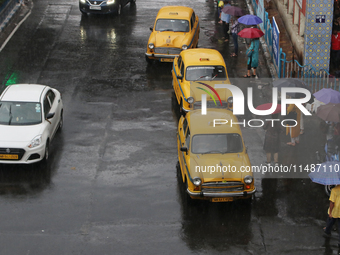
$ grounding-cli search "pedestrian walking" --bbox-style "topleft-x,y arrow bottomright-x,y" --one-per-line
230,16 -> 240,57
286,104 -> 301,146
217,0 -> 224,20
324,185 -> 340,247
218,0 -> 231,42
244,38 -> 260,77
331,30 -> 340,70
263,114 -> 282,165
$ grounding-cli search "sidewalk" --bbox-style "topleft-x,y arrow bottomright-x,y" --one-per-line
0,0 -> 32,52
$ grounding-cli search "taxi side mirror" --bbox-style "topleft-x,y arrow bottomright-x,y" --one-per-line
150,27 -> 153,31
177,75 -> 183,81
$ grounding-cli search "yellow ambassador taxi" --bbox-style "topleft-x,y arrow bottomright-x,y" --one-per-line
176,108 -> 256,202
145,6 -> 200,63
172,48 -> 232,112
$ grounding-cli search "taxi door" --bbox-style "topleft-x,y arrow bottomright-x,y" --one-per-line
177,116 -> 190,182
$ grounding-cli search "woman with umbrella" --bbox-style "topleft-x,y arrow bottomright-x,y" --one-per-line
245,37 -> 260,77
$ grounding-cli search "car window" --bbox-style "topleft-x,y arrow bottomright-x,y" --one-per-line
46,90 -> 56,105
182,118 -> 188,137
0,101 -> 42,126
177,56 -> 182,69
155,19 -> 189,32
190,13 -> 195,30
185,128 -> 190,149
180,62 -> 185,76
43,97 -> 51,117
191,134 -> 243,154
185,66 -> 227,81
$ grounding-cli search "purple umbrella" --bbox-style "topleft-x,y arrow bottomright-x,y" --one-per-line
221,6 -> 246,16
238,14 -> 263,25
309,161 -> 340,185
313,88 -> 340,104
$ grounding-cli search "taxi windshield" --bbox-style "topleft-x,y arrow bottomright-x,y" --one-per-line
0,101 -> 42,126
191,134 -> 243,154
155,19 -> 189,32
185,66 -> 227,81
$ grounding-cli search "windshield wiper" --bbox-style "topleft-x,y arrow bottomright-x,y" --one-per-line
201,150 -> 226,154
160,29 -> 174,32
8,105 -> 12,125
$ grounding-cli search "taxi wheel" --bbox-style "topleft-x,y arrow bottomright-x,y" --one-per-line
180,100 -> 186,116
176,161 -> 182,179
43,140 -> 50,162
184,180 -> 194,204
145,55 -> 153,64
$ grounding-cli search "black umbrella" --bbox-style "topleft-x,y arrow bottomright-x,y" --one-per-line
273,78 -> 313,102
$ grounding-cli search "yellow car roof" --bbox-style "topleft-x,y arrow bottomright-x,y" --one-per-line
187,108 -> 241,135
180,48 -> 226,67
156,6 -> 193,20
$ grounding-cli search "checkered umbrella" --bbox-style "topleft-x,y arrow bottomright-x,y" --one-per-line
309,161 -> 340,185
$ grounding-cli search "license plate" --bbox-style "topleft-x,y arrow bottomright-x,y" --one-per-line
0,154 -> 18,159
160,58 -> 173,62
212,197 -> 233,202
90,6 -> 101,10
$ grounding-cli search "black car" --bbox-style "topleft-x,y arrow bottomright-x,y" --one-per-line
79,0 -> 135,15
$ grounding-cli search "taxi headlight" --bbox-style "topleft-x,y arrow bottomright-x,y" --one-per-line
227,96 -> 233,104
244,175 -> 253,184
182,44 -> 188,50
187,97 -> 194,104
148,43 -> 154,49
193,177 -> 202,186
80,0 -> 86,3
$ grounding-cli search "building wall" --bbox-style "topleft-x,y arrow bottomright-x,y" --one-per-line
303,0 -> 334,70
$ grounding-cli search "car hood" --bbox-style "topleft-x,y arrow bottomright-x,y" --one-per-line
189,153 -> 251,181
155,32 -> 187,47
0,125 -> 43,144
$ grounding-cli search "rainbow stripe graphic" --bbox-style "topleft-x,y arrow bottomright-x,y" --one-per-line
196,82 -> 223,106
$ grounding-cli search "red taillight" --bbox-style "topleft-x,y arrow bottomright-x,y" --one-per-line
246,185 -> 250,189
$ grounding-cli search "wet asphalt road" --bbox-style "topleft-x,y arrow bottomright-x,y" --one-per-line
0,0 -> 337,254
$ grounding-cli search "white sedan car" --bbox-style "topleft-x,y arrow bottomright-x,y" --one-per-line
0,84 -> 63,164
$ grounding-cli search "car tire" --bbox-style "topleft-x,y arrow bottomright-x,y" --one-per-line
80,10 -> 87,16
43,140 -> 50,162
176,161 -> 181,179
180,100 -> 186,116
145,55 -> 153,64
58,110 -> 63,132
130,0 -> 136,5
117,3 -> 122,15
184,179 -> 193,205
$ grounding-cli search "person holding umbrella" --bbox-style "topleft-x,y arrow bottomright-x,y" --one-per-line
230,16 -> 240,57
263,113 -> 282,165
245,37 -> 260,77
324,184 -> 340,244
219,0 -> 231,42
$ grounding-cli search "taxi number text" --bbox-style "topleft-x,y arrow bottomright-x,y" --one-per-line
0,154 -> 18,159
212,197 -> 233,202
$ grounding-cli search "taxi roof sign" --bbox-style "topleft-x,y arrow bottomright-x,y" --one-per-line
169,12 -> 178,15
200,58 -> 210,61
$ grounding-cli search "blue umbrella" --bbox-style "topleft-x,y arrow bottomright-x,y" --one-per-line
238,15 -> 263,25
313,88 -> 340,104
309,161 -> 340,185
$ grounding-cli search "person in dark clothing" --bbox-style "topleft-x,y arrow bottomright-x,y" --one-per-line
263,114 -> 282,165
